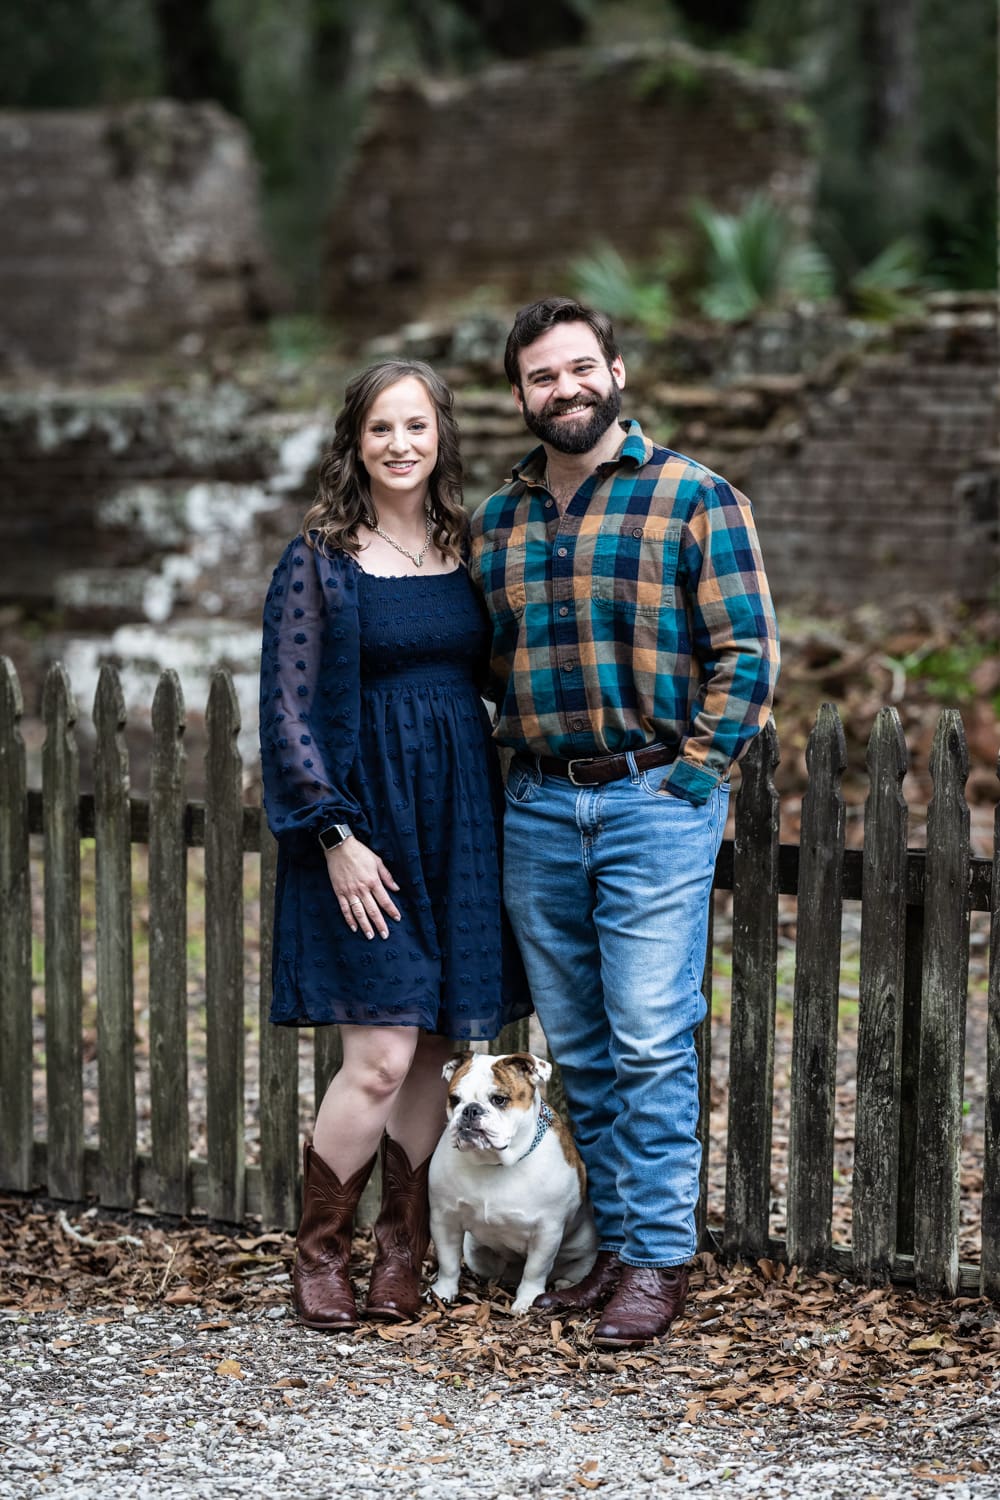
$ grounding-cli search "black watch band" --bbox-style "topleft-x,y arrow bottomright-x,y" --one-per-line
318,823 -> 353,852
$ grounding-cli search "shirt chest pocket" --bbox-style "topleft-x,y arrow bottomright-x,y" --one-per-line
591,520 -> 682,613
474,539 -> 527,617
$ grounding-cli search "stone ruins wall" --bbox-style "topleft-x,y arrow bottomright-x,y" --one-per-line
0,101 -> 272,375
327,42 -> 814,332
744,297 -> 999,606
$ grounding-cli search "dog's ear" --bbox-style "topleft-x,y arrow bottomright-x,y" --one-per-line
502,1052 -> 552,1087
442,1051 -> 472,1083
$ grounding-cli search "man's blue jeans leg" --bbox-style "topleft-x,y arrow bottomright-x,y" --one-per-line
503,757 -> 728,1268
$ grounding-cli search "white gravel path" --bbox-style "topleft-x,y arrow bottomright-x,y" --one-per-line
3,1306 -> 999,1499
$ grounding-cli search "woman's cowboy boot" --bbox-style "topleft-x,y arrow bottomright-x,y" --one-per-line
294,1140 -> 376,1330
364,1136 -> 432,1322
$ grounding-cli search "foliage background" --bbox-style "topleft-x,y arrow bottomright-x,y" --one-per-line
0,0 -> 994,307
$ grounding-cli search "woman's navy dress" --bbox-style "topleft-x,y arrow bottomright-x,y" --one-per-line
259,537 -> 530,1040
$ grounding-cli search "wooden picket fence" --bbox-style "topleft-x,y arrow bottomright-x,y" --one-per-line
0,656 -> 997,1302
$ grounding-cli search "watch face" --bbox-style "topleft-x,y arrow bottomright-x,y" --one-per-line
319,824 -> 351,851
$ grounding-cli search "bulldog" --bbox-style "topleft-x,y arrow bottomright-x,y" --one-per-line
428,1051 -> 598,1314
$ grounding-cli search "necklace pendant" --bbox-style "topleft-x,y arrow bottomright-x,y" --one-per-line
414,554 -> 423,566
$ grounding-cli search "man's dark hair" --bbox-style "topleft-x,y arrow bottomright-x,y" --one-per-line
503,297 -> 620,389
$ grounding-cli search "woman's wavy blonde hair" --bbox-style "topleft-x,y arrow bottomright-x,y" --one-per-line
302,360 -> 467,562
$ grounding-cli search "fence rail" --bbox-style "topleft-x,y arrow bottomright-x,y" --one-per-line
1,655 -> 997,1302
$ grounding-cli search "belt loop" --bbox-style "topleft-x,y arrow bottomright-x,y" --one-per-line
625,750 -> 641,784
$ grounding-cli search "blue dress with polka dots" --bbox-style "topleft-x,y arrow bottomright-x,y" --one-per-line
259,536 -> 531,1040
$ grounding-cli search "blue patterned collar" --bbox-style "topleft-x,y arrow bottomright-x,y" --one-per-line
515,1101 -> 554,1162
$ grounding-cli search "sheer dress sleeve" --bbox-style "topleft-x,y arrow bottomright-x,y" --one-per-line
259,538 -> 370,854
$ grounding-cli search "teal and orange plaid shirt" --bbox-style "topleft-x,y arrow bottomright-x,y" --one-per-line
469,419 -> 780,806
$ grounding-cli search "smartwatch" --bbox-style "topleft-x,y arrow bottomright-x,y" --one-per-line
318,823 -> 353,852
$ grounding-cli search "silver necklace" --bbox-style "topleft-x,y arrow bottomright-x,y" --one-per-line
369,506 -> 434,567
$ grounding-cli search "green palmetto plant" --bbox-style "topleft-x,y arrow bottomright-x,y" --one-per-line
691,193 -> 834,320
846,237 -> 928,320
568,243 -> 673,336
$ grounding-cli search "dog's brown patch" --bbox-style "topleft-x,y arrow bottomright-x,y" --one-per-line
489,1055 -> 538,1110
444,1053 -> 476,1095
550,1110 -> 587,1197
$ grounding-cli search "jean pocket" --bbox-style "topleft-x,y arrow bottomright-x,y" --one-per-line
504,761 -> 539,804
637,770 -> 700,805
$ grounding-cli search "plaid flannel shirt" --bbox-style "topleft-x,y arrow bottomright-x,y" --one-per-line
469,419 -> 780,806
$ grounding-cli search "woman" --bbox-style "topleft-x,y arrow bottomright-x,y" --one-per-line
259,360 -> 530,1331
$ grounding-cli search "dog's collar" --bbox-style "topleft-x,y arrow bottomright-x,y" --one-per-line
514,1100 -> 554,1163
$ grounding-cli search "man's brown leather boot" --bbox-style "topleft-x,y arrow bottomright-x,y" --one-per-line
364,1136 -> 432,1322
593,1263 -> 690,1347
532,1250 -> 623,1313
294,1141 -> 376,1330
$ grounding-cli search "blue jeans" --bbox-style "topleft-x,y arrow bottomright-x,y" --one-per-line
502,756 -> 728,1268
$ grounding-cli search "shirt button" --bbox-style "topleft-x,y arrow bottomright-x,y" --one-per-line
545,498 -> 554,508
562,662 -> 576,673
631,527 -> 643,538
572,718 -> 585,731
557,547 -> 568,558
558,606 -> 569,617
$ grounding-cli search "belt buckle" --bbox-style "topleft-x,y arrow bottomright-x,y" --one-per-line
566,756 -> 592,786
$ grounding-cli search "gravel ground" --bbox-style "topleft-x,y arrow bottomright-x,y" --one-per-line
3,1303 -> 999,1500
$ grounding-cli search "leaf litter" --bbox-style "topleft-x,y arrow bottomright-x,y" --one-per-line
2,1192 -> 997,1427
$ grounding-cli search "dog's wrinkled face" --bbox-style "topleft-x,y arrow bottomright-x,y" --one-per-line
442,1052 -> 552,1154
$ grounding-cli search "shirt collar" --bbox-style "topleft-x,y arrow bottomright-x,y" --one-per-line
510,418 -> 651,485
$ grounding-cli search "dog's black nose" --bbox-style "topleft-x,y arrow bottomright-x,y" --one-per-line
461,1101 -> 484,1122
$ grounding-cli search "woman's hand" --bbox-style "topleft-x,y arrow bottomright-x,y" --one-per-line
325,836 -> 401,939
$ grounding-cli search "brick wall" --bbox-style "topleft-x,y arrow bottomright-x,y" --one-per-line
744,298 -> 999,606
0,101 -> 272,375
327,42 -> 814,331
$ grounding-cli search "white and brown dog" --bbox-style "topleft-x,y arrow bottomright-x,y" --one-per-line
428,1051 -> 598,1314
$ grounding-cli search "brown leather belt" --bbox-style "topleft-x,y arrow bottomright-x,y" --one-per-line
532,744 -> 677,787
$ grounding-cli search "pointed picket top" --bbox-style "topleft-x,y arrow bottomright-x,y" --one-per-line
927,707 -> 970,810
94,661 -> 127,739
207,666 -> 241,741
1,654 -> 24,730
865,705 -> 908,798
804,701 -> 847,784
43,660 -> 78,733
152,668 -> 186,741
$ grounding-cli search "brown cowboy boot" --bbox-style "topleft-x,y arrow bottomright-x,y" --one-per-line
364,1136 -> 432,1322
294,1141 -> 376,1331
532,1250 -> 623,1313
593,1263 -> 690,1348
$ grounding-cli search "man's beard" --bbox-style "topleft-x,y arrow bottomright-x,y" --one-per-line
522,384 -> 622,455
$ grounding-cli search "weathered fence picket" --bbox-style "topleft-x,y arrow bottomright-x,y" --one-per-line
1,658 -> 996,1302
787,703 -> 846,1268
914,711 -> 971,1297
42,664 -> 84,1203
204,670 -> 245,1224
853,708 -> 909,1282
94,666 -> 136,1209
258,815 -> 299,1229
149,670 -> 189,1216
984,758 -> 1000,1299
725,721 -> 780,1261
0,658 -> 32,1190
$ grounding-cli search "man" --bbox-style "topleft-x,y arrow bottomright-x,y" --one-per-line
469,297 -> 779,1348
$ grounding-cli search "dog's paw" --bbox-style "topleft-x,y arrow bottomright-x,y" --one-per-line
428,1276 -> 459,1304
510,1285 -> 545,1315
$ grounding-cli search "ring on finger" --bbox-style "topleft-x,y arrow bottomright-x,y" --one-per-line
349,898 -> 365,911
